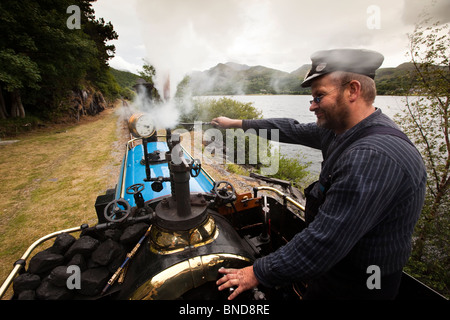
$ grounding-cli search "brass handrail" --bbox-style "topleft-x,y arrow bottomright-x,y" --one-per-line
253,186 -> 305,220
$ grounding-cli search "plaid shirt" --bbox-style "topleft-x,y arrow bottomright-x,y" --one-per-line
242,109 -> 426,288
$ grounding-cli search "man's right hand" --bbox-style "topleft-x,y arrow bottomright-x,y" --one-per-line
211,117 -> 243,129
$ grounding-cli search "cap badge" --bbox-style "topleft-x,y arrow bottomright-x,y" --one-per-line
316,62 -> 327,72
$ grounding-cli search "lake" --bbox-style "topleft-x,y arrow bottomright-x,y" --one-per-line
202,95 -> 409,176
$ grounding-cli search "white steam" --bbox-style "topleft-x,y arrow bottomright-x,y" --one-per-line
125,84 -> 181,130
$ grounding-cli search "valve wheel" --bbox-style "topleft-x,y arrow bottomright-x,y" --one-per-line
213,180 -> 236,200
126,183 -> 145,195
190,159 -> 201,177
104,198 -> 131,222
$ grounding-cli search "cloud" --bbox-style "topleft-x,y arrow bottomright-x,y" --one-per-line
133,0 -> 249,89
93,0 -> 448,93
109,55 -> 141,73
132,1 -> 406,79
93,0 -> 145,73
402,0 -> 450,25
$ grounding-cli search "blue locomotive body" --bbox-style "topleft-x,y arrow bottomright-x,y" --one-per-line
117,141 -> 214,208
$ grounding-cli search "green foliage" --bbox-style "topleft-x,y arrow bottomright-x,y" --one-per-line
375,63 -> 416,95
138,61 -> 157,85
208,97 -> 263,120
109,68 -> 140,100
0,0 -> 119,118
267,153 -> 311,189
226,163 -> 249,176
178,97 -> 263,123
110,68 -> 140,89
226,152 -> 313,189
0,49 -> 41,91
177,96 -> 266,166
0,114 -> 42,138
94,68 -> 122,100
395,14 -> 449,298
203,97 -> 265,167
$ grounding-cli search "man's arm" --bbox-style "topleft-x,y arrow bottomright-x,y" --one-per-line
212,116 -> 327,148
252,147 -> 410,287
211,117 -> 242,129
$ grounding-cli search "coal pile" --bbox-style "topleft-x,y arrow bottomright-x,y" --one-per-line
12,223 -> 149,300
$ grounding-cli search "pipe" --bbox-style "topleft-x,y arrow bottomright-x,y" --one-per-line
178,122 -> 212,126
253,186 -> 305,220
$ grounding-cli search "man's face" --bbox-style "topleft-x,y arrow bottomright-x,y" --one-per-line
309,74 -> 350,134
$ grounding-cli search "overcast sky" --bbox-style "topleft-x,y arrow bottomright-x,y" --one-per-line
92,0 -> 449,92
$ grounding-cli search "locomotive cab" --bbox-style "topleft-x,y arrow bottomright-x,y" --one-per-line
95,113 -> 303,300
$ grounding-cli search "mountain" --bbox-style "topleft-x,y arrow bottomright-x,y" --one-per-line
225,62 -> 251,71
180,62 -> 416,96
185,62 -> 312,95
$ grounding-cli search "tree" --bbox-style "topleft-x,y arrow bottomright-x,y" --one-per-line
136,61 -> 161,102
0,0 -> 118,119
0,2 -> 42,118
396,13 -> 449,296
0,49 -> 41,118
138,60 -> 157,85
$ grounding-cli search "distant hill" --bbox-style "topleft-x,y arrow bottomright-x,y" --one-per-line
109,68 -> 141,89
179,62 -> 418,96
374,63 -> 416,95
185,62 -> 311,95
109,62 -> 418,97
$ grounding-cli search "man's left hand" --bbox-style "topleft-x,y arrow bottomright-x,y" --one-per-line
216,266 -> 259,300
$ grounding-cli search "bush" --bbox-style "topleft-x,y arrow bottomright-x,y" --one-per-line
0,115 -> 42,138
226,163 -> 249,176
178,97 -> 262,123
267,153 -> 311,189
179,97 -> 266,166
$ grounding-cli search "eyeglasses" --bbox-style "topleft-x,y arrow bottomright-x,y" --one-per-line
309,95 -> 326,105
309,81 -> 351,105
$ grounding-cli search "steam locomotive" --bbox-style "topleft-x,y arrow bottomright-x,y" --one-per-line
0,112 -> 445,300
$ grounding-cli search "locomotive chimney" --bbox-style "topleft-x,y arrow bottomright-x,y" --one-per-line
153,134 -> 207,231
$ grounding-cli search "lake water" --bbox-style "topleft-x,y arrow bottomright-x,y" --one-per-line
203,95 -> 408,177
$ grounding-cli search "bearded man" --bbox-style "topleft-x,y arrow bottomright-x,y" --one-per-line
213,49 -> 426,300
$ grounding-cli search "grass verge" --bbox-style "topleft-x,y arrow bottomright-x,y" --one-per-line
0,106 -> 126,298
